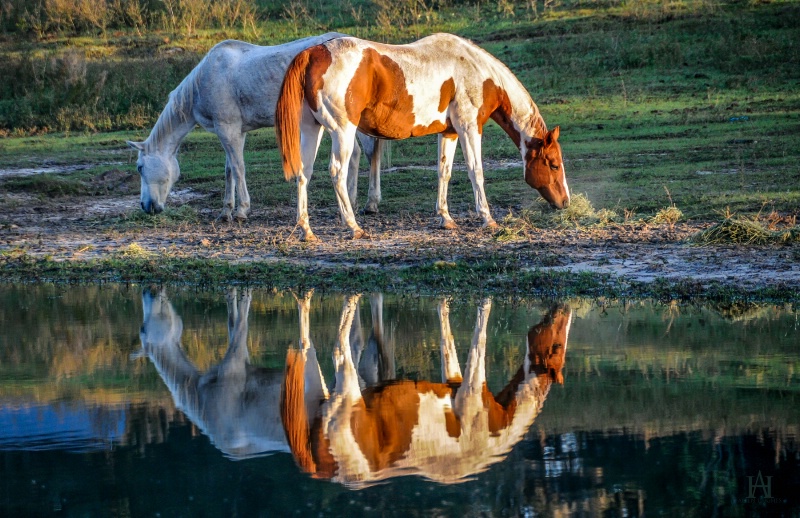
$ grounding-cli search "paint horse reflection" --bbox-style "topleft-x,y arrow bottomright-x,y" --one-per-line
282,294 -> 571,486
127,33 -> 383,220
276,33 -> 570,241
138,288 -> 289,458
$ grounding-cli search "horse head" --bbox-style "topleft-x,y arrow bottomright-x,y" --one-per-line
140,288 -> 184,351
527,304 -> 571,385
127,141 -> 180,215
524,126 -> 570,209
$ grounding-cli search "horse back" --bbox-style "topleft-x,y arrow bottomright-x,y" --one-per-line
192,33 -> 348,131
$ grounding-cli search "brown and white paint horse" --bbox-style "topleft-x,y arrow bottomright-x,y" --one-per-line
281,294 -> 571,486
276,33 -> 570,241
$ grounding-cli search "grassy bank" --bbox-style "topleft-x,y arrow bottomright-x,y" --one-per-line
2,252 -> 798,305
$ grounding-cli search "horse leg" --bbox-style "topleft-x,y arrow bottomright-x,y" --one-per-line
330,127 -> 367,239
437,134 -> 459,229
346,138 -> 361,219
221,155 -> 235,222
358,134 -> 382,214
218,129 -> 249,221
293,289 -> 328,400
454,298 -> 492,415
438,298 -> 463,384
333,294 -> 364,400
232,133 -> 250,220
458,130 -> 497,228
219,287 -> 251,372
296,115 -> 324,242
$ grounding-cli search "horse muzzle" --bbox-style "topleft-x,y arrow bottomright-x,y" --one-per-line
141,201 -> 164,215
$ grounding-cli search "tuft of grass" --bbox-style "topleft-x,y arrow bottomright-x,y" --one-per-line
650,206 -> 683,226
688,214 -> 800,246
115,242 -> 153,258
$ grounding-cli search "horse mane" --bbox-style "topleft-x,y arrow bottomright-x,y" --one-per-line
457,35 -> 548,139
145,56 -> 205,152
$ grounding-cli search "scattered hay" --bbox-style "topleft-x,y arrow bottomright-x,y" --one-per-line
494,194 -> 618,242
521,193 -> 618,229
688,215 -> 800,246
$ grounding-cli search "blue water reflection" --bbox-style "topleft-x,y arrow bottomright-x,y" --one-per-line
0,284 -> 798,516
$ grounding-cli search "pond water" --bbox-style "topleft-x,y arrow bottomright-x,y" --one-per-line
0,284 -> 798,517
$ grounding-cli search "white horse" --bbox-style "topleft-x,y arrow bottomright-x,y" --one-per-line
276,33 -> 570,241
282,294 -> 572,486
127,33 -> 384,221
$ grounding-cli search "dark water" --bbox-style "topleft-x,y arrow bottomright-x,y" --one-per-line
1,284 -> 798,517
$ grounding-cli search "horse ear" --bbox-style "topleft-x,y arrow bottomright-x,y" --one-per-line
545,126 -> 560,147
127,141 -> 145,151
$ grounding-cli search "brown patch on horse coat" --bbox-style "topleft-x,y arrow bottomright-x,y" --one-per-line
351,382 -> 421,471
350,380 -> 463,469
479,79 -> 520,146
483,383 -> 515,436
304,45 -> 333,112
345,49 -> 454,139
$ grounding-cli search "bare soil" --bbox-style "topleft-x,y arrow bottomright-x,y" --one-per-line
1,169 -> 798,292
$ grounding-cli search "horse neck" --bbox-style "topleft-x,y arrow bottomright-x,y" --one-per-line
486,65 -> 548,145
145,97 -> 197,156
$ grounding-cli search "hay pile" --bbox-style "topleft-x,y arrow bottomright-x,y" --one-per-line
688,216 -> 799,245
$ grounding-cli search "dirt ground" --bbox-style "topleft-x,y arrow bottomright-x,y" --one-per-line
1,169 -> 798,292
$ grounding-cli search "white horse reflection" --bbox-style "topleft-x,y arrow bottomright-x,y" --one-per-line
138,288 -> 289,458
282,294 -> 571,486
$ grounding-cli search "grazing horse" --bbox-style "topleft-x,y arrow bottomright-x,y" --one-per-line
282,294 -> 571,486
276,33 -> 570,241
127,33 -> 383,220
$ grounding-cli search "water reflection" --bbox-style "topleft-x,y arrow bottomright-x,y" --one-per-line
138,288 -> 288,459
138,288 -> 571,485
1,285 -> 798,516
283,294 -> 570,486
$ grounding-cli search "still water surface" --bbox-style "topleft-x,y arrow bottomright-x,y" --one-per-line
0,284 -> 798,516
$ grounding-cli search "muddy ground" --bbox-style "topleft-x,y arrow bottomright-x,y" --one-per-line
1,168 -> 798,292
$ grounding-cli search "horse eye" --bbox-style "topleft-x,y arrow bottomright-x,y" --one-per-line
550,164 -> 560,171
137,165 -> 143,174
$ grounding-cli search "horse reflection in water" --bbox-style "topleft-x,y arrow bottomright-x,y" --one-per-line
138,288 -> 289,458
137,289 -> 570,482
283,294 -> 571,486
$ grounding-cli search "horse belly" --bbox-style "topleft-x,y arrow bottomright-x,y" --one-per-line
358,105 -> 449,140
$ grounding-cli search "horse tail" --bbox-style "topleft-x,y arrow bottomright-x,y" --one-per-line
280,349 -> 316,473
275,48 -> 312,181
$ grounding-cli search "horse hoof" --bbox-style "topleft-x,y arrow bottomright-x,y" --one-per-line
352,229 -> 370,239
484,220 -> 499,229
218,212 -> 233,223
303,233 -> 320,243
441,219 -> 458,230
234,212 -> 248,222
363,204 -> 379,215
